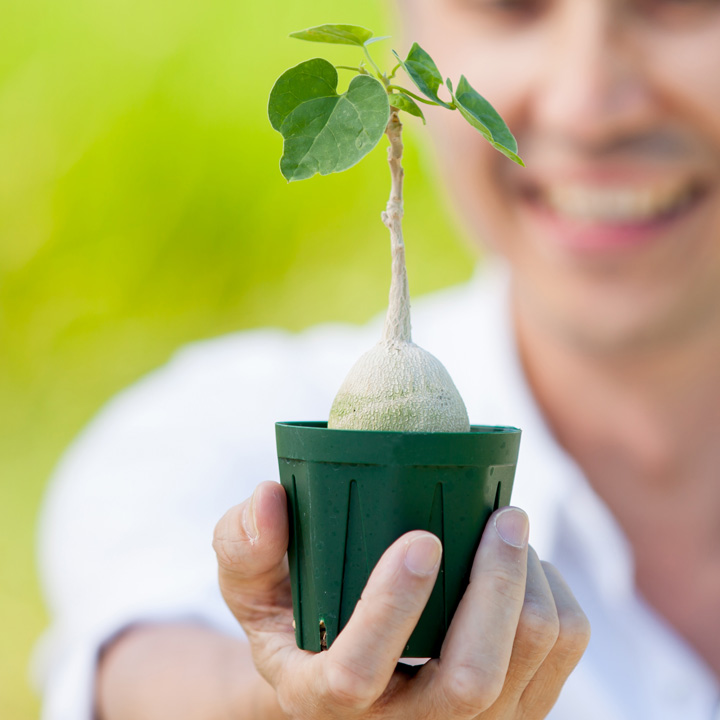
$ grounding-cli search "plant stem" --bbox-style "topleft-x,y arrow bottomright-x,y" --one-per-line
381,110 -> 411,344
363,45 -> 384,81
387,85 -> 440,106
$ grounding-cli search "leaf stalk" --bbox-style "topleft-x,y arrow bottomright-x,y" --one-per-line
386,85 -> 443,107
363,45 -> 384,81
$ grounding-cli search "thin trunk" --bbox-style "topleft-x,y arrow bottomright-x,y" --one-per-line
381,110 -> 411,344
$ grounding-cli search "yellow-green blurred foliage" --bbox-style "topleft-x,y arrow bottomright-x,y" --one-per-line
0,1 -> 474,716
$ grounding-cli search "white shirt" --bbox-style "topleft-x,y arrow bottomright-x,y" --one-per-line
34,264 -> 720,720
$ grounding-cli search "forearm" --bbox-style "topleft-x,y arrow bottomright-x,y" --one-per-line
96,623 -> 286,720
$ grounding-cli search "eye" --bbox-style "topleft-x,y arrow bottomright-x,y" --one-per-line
478,0 -> 537,7
453,0 -> 547,19
635,0 -> 720,26
472,0 -> 542,13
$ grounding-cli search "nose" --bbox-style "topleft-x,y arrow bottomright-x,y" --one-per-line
534,4 -> 656,148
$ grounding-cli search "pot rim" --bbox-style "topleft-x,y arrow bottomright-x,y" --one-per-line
276,421 -> 521,466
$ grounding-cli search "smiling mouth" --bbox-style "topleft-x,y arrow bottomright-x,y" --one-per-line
523,180 -> 706,225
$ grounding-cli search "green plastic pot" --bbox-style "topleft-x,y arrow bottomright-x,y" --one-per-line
276,421 -> 521,658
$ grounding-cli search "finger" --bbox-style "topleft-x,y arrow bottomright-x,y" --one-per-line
495,547 -> 560,705
518,562 -> 591,718
318,531 -> 442,713
213,481 -> 291,628
421,506 -> 530,717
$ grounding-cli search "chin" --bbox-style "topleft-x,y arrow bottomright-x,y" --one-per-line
520,273 -> 717,358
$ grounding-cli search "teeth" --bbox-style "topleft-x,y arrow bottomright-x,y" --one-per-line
544,184 -> 693,223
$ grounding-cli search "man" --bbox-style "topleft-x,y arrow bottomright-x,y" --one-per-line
37,0 -> 720,718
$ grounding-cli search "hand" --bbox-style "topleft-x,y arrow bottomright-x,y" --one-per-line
213,481 -> 590,719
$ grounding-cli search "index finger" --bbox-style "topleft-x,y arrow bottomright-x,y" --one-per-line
262,530 -> 443,716
420,507 -> 530,717
322,531 -> 443,708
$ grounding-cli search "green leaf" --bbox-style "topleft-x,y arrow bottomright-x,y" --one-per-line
388,92 -> 425,123
268,58 -> 391,182
392,43 -> 453,109
289,24 -> 374,47
448,76 -> 524,166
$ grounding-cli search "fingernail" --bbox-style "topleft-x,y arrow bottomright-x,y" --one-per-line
494,507 -> 529,548
404,535 -> 442,576
243,492 -> 258,541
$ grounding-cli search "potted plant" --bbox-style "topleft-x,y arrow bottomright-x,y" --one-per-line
270,24 -> 522,658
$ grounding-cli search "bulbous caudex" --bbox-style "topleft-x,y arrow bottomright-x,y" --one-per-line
328,111 -> 470,432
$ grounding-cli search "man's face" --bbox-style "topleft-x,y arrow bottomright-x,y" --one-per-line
405,0 -> 720,353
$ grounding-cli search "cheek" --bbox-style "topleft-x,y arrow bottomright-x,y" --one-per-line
406,6 -> 542,250
427,108 -> 522,256
640,22 -> 720,146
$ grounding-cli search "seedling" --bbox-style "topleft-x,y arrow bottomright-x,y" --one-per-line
269,24 -> 523,432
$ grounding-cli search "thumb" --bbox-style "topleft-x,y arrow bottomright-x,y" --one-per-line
213,481 -> 290,627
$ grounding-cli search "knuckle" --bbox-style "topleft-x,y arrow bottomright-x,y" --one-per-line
212,506 -> 249,569
443,665 -> 504,716
517,603 -> 561,653
323,659 -> 378,712
370,589 -> 423,620
352,588 -> 425,639
491,565 -> 527,602
212,533 -> 234,568
555,611 -> 592,664
212,532 -> 243,570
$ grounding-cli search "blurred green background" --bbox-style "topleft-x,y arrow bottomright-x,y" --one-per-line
0,0 -> 475,716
